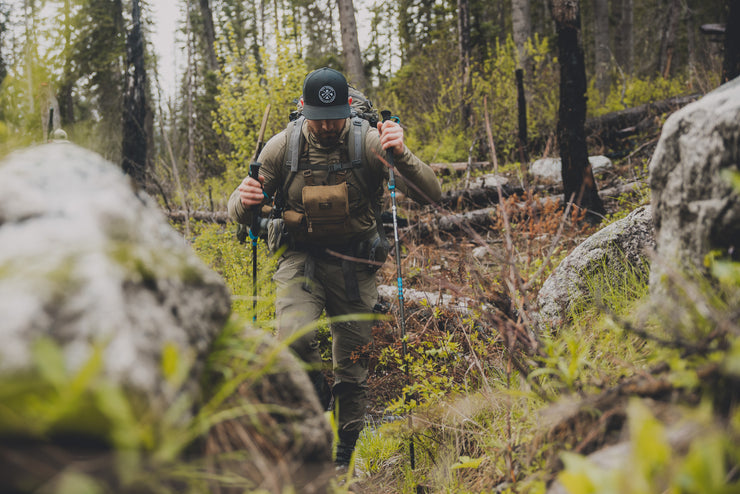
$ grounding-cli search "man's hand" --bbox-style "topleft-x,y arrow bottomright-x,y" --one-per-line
238,175 -> 265,208
377,120 -> 404,157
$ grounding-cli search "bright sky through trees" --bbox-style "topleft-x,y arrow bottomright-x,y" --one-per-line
151,0 -> 180,100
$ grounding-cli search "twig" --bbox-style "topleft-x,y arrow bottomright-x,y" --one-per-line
626,136 -> 659,160
156,90 -> 191,239
523,192 -> 576,292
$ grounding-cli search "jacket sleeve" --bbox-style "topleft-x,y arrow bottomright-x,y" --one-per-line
363,128 -> 442,205
227,130 -> 288,224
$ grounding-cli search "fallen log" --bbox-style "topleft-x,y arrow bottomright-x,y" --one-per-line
377,284 -> 488,313
429,161 -> 490,175
165,210 -> 229,223
166,181 -> 646,238
584,94 -> 700,145
405,180 -> 645,238
438,184 -> 523,209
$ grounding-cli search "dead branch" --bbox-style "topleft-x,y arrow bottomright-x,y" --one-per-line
439,183 -> 523,209
429,161 -> 490,175
165,210 -> 230,223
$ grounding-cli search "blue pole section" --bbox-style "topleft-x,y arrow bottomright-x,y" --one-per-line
382,110 -> 415,471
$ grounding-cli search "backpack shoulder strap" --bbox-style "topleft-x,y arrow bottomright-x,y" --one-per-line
274,118 -> 303,213
285,115 -> 369,173
285,116 -> 305,173
348,116 -> 369,168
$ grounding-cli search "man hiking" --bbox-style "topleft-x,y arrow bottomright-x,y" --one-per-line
228,67 -> 442,469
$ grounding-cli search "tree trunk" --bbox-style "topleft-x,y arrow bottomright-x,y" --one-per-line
511,0 -> 532,68
516,68 -> 529,162
186,0 -> 196,182
458,0 -> 472,126
723,0 -> 740,82
24,0 -> 36,116
198,0 -> 219,73
685,5 -> 696,80
337,0 -> 367,90
0,20 -> 5,94
58,0 -> 75,127
551,0 -> 605,223
613,0 -> 633,75
658,0 -> 681,78
593,0 -> 610,101
121,0 -> 148,187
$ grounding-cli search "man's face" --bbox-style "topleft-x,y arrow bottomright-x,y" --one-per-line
306,118 -> 346,147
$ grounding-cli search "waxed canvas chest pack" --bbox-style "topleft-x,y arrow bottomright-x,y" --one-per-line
301,183 -> 350,240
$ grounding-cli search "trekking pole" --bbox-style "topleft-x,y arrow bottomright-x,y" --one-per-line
248,104 -> 272,321
381,110 -> 416,471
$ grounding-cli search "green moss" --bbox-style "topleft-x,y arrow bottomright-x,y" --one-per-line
107,242 -> 205,286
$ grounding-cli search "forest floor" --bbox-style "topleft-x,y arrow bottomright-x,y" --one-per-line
337,136 -> 662,493
365,137 -> 655,415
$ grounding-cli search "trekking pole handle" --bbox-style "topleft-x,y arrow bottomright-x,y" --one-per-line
248,163 -> 262,238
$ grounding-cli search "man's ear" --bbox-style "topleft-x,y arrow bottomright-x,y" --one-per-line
348,96 -> 353,105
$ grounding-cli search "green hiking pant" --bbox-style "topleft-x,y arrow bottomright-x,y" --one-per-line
273,249 -> 377,435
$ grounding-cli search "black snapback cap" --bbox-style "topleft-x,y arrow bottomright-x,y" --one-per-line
302,67 -> 350,120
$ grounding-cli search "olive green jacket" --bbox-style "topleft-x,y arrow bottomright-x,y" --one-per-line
228,117 -> 441,245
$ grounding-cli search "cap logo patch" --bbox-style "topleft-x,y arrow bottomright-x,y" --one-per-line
318,85 -> 336,104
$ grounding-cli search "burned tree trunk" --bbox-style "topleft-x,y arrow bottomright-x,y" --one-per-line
723,0 -> 740,82
551,0 -> 605,223
516,68 -> 529,162
121,0 -> 148,187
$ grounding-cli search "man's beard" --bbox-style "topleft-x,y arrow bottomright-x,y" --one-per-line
316,131 -> 340,147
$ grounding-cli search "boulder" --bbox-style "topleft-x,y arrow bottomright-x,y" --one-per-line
471,173 -> 509,188
649,76 -> 740,291
531,155 -> 613,182
0,143 -> 230,407
0,143 -> 333,492
536,205 -> 654,329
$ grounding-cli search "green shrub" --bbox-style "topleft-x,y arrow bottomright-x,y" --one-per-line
588,74 -> 690,118
205,30 -> 307,207
473,35 -> 559,163
189,221 -> 277,322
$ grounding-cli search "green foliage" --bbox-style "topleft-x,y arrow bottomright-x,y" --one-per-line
210,29 -> 306,204
531,331 -> 597,392
379,41 -> 467,163
0,339 -> 142,448
587,74 -> 690,117
189,221 -> 277,321
381,331 -> 464,414
603,183 -> 651,226
474,35 -> 559,162
382,34 -> 557,165
558,400 -> 740,494
0,336 -> 208,491
551,176 -> 740,494
578,255 -> 651,316
355,421 -> 403,476
0,67 -> 49,154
